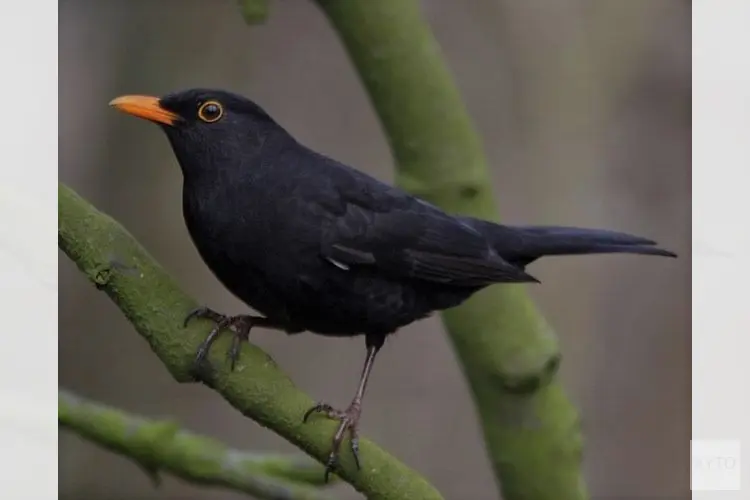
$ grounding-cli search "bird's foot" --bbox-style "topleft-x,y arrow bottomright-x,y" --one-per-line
303,400 -> 362,482
184,306 -> 258,371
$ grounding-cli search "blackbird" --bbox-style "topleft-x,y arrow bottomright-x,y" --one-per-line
110,88 -> 676,479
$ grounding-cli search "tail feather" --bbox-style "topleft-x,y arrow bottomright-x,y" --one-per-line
464,220 -> 677,268
514,225 -> 659,246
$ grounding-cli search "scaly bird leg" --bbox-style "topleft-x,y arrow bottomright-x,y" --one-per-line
303,341 -> 381,482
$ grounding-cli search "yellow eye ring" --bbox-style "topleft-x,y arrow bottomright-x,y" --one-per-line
198,101 -> 223,123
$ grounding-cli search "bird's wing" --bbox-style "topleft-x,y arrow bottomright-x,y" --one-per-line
320,193 -> 536,287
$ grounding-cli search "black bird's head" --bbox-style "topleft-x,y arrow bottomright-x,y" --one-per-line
109,88 -> 281,181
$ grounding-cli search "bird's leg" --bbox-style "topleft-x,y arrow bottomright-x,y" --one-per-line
303,338 -> 382,482
184,306 -> 284,370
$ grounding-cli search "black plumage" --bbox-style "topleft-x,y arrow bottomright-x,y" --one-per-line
110,88 -> 676,479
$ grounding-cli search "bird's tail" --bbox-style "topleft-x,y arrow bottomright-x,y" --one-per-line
467,220 -> 677,268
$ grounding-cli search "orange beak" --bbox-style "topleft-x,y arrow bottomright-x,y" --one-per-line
108,95 -> 181,126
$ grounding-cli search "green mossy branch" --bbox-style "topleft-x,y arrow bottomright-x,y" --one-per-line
312,1 -> 588,500
59,389 -> 334,499
58,182 -> 444,500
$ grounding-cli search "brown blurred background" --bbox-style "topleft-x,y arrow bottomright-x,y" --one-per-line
58,1 -> 690,499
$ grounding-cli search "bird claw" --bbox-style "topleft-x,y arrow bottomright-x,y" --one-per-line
184,306 -> 225,327
303,401 -> 362,482
184,306 -> 255,371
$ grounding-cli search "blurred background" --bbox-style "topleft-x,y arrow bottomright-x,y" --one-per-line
58,1 -> 690,499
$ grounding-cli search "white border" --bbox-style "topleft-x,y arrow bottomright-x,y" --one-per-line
0,0 -> 58,499
693,0 -> 750,496
4,1 -> 748,498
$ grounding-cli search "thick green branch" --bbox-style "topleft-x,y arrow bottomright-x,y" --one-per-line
59,389 -> 333,499
314,2 -> 587,500
58,182 -> 443,500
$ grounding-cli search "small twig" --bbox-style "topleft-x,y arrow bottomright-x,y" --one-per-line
237,0 -> 272,25
59,389 -> 334,499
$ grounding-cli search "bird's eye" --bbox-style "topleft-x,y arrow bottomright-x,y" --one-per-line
197,101 -> 223,123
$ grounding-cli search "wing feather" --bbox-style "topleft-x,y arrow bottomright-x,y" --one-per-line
320,195 -> 537,286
